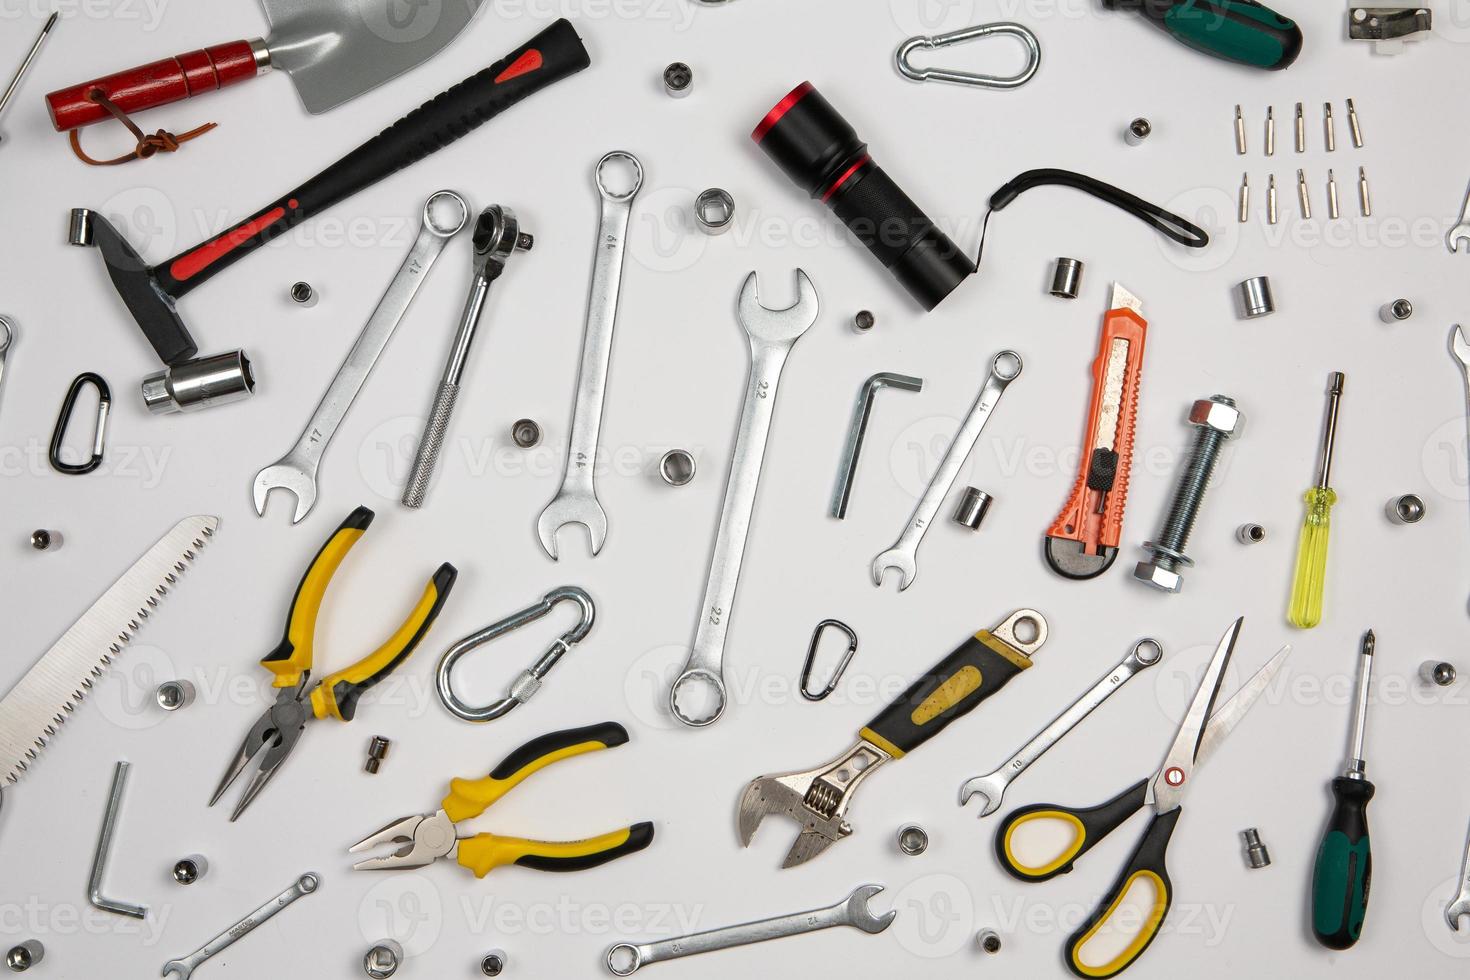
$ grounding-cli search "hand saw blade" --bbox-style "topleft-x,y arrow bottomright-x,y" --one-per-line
0,515 -> 218,785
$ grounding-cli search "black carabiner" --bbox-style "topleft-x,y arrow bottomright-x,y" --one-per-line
801,619 -> 859,702
49,372 -> 111,476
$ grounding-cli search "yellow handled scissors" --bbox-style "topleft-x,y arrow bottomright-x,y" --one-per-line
994,617 -> 1291,978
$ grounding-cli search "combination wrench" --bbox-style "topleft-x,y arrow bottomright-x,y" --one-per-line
1445,816 -> 1470,931
872,350 -> 1023,590
605,884 -> 894,975
669,270 -> 819,727
536,151 -> 643,558
253,191 -> 468,523
1447,178 -> 1470,253
958,638 -> 1163,816
162,873 -> 319,978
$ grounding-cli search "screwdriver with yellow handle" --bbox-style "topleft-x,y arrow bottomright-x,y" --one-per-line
1289,372 -> 1345,629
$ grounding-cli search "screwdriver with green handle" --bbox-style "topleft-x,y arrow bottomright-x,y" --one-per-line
1312,629 -> 1375,950
1289,372 -> 1345,629
1104,0 -> 1303,71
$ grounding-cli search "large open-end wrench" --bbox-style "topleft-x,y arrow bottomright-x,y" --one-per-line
872,350 -> 1023,590
605,884 -> 894,975
162,873 -> 319,978
669,270 -> 819,728
253,192 -> 468,523
1445,817 -> 1470,931
958,638 -> 1162,816
1447,180 -> 1470,253
536,151 -> 643,559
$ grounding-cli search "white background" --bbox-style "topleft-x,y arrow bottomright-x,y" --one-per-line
1,0 -> 1468,976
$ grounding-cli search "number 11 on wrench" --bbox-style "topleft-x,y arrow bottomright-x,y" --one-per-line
536,151 -> 643,559
669,271 -> 819,728
872,350 -> 1023,590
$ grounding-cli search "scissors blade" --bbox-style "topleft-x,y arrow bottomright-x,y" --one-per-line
1193,642 -> 1293,773
1151,617 -> 1243,811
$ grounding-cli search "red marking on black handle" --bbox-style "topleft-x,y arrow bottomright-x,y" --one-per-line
45,40 -> 259,132
155,18 -> 590,301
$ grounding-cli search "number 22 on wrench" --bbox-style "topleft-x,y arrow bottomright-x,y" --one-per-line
669,270 -> 820,727
872,350 -> 1022,590
536,151 -> 643,559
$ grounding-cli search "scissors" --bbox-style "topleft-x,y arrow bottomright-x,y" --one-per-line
993,617 -> 1291,978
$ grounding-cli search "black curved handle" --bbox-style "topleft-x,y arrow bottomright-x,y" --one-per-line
995,778 -> 1149,882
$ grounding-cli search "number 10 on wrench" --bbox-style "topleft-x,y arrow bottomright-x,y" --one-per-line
536,151 -> 643,559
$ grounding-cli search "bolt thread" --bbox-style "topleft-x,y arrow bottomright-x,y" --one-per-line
1152,401 -> 1235,570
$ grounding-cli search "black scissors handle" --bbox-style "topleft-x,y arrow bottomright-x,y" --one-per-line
995,777 -> 1149,882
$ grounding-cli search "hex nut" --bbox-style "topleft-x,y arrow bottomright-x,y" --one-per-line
1386,494 -> 1425,525
662,62 -> 693,98
1419,660 -> 1457,687
1133,560 -> 1183,594
853,310 -> 876,332
5,941 -> 44,972
511,419 -> 541,449
694,188 -> 735,235
172,855 -> 209,884
1188,398 -> 1244,438
1378,299 -> 1413,323
1125,117 -> 1152,145
364,940 -> 403,979
289,281 -> 319,308
1236,523 -> 1266,544
659,450 -> 696,487
897,824 -> 929,856
156,680 -> 196,712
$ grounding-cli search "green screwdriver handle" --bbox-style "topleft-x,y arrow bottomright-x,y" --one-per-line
1105,0 -> 1303,71
1312,775 -> 1373,949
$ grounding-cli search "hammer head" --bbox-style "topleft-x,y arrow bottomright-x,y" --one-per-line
69,208 -> 197,365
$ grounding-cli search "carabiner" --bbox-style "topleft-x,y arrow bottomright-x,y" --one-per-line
436,586 -> 595,722
49,372 -> 110,475
800,619 -> 858,702
895,22 -> 1042,89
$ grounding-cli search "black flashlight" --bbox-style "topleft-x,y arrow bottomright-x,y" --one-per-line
752,81 -> 976,312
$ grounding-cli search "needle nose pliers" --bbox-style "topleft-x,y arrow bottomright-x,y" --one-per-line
349,722 -> 654,876
210,505 -> 457,821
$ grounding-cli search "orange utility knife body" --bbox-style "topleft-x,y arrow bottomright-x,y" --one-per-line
1045,283 -> 1147,579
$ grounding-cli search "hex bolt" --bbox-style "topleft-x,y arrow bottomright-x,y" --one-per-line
172,854 -> 209,884
976,929 -> 1002,954
481,950 -> 508,976
28,529 -> 62,551
1134,396 -> 1243,594
5,941 -> 44,972
365,735 -> 391,774
1419,661 -> 1457,687
897,824 -> 929,855
363,939 -> 403,979
1241,828 -> 1271,869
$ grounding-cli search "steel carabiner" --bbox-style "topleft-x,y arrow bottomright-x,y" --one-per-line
436,586 -> 596,722
895,22 -> 1042,89
800,619 -> 858,702
49,371 -> 110,475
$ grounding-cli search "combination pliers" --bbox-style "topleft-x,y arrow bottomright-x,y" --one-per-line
350,722 -> 654,876
210,505 -> 457,821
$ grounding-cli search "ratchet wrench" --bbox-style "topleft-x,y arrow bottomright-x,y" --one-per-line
537,151 -> 643,558
162,873 -> 319,978
605,884 -> 894,975
669,270 -> 820,728
253,191 -> 468,523
959,638 -> 1162,816
872,350 -> 1023,590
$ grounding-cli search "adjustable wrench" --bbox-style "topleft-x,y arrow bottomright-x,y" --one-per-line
669,270 -> 819,727
958,638 -> 1162,816
872,350 -> 1023,590
162,873 -> 319,978
1447,179 -> 1470,253
605,884 -> 894,975
1445,817 -> 1470,931
253,191 -> 468,523
536,151 -> 643,558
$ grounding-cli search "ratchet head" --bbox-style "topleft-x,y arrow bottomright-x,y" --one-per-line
839,884 -> 898,934
736,269 -> 820,346
252,459 -> 317,524
535,492 -> 608,560
958,772 -> 1008,817
471,204 -> 532,281
871,545 -> 917,591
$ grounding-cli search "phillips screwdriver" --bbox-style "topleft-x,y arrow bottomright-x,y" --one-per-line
1288,372 -> 1345,629
1312,629 -> 1375,950
1103,0 -> 1302,71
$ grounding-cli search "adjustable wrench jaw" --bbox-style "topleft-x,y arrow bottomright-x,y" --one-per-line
737,739 -> 891,868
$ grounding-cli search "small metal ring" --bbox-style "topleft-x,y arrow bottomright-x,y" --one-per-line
424,190 -> 470,238
596,151 -> 644,202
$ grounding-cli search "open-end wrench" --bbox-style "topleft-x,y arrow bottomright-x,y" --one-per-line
605,884 -> 894,975
959,638 -> 1163,816
1445,817 -> 1470,931
830,371 -> 924,519
254,191 -> 468,523
1447,180 -> 1470,253
872,350 -> 1022,590
0,316 -> 13,405
669,270 -> 819,728
162,873 -> 319,978
536,151 -> 643,558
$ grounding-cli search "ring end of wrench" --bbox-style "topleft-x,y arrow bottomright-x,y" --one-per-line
668,667 -> 726,728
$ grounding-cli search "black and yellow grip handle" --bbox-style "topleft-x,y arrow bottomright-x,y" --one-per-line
443,722 -> 631,824
860,625 -> 1037,759
456,822 -> 655,877
996,778 -> 1148,882
1063,807 -> 1181,979
309,562 -> 458,722
261,505 -> 375,689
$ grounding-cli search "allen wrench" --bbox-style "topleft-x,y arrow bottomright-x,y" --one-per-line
830,372 -> 924,520
895,22 -> 1042,89
89,761 -> 146,919
49,372 -> 110,476
800,620 -> 857,702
